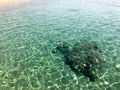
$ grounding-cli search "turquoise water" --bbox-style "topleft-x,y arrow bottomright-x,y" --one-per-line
0,0 -> 120,90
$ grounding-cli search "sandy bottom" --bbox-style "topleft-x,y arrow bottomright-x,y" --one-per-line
0,0 -> 120,90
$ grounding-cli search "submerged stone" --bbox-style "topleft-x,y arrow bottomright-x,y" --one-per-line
54,41 -> 103,81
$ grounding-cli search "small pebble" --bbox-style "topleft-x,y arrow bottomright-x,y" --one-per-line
73,76 -> 77,80
32,47 -> 36,50
116,64 -> 120,69
47,86 -> 51,89
104,81 -> 109,86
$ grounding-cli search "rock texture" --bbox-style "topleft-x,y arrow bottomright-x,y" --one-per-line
55,41 -> 102,81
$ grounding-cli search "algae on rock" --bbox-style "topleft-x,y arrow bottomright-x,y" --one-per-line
54,41 -> 103,81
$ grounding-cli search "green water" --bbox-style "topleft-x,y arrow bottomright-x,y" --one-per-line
0,0 -> 120,90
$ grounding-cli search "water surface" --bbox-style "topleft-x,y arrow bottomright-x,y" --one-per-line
0,0 -> 120,90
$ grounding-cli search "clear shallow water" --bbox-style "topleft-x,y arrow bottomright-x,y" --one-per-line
0,0 -> 120,90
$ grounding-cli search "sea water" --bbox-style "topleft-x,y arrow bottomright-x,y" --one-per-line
0,0 -> 120,90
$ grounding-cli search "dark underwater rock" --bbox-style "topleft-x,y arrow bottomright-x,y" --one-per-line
54,41 -> 102,81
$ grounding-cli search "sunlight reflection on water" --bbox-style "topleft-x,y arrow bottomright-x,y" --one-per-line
90,0 -> 120,7
0,0 -> 120,90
